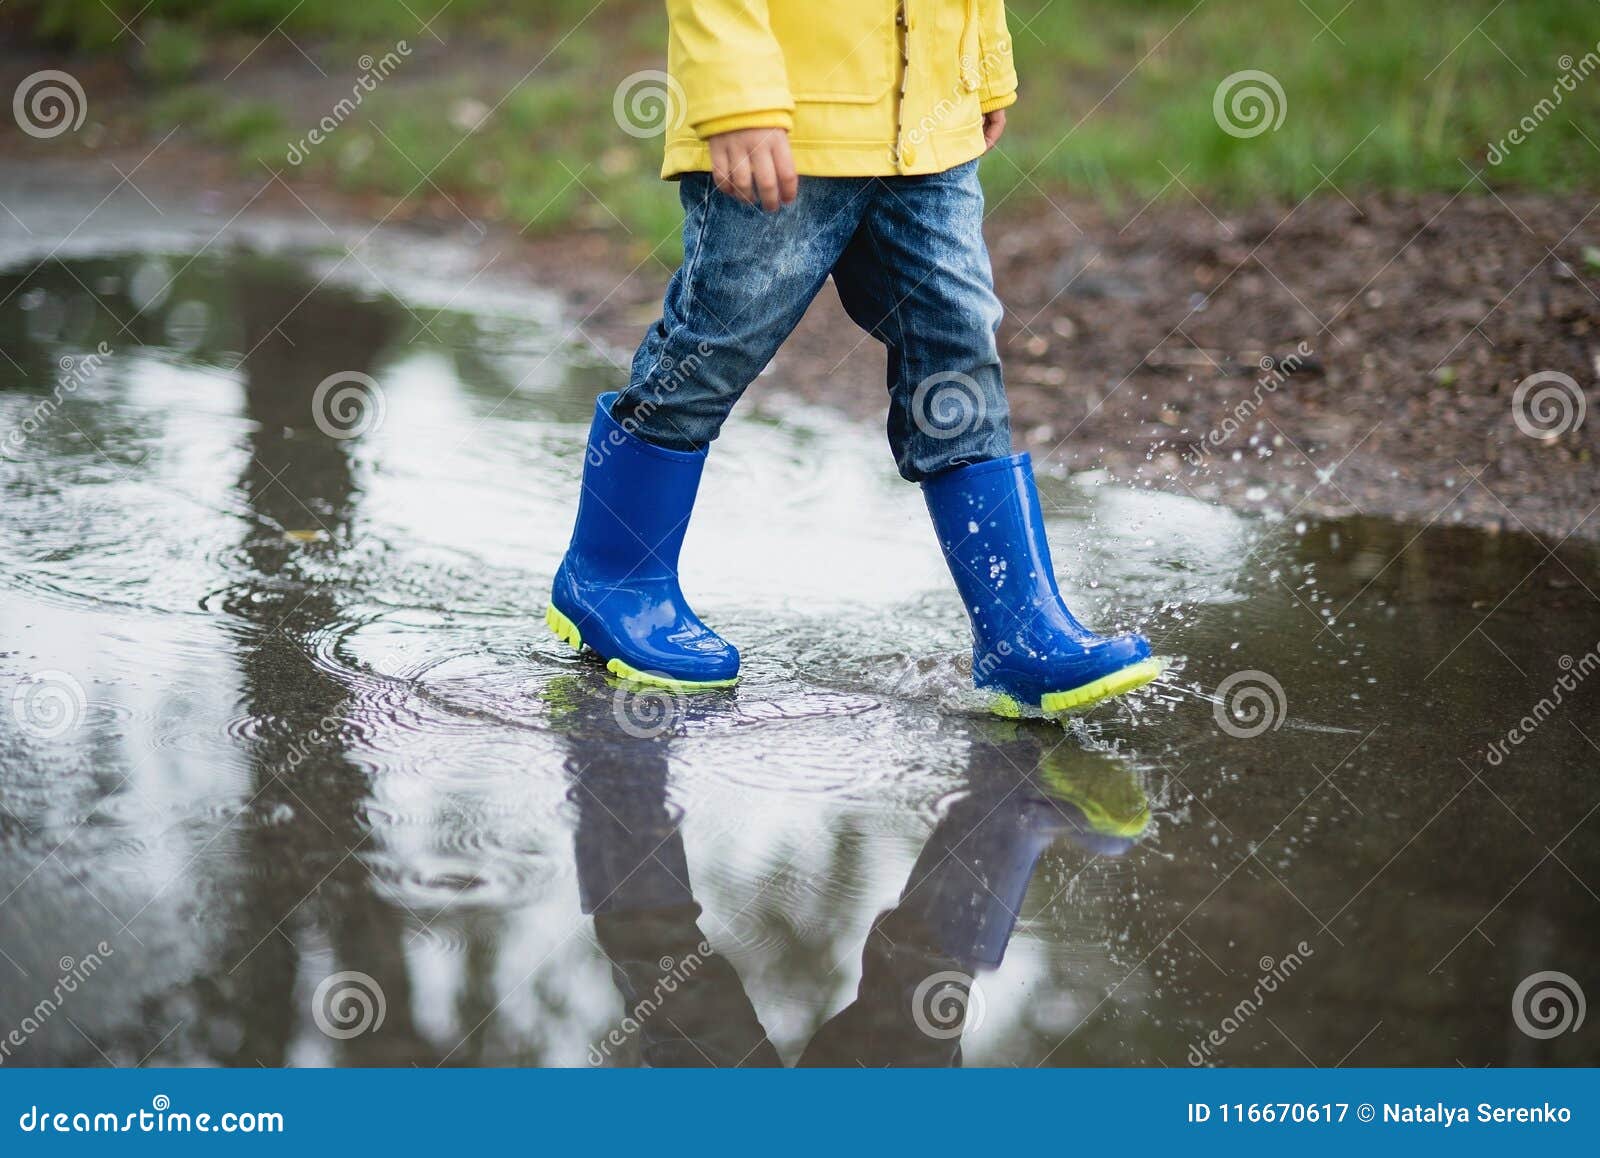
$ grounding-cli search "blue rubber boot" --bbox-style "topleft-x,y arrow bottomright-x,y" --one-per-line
922,453 -> 1161,715
547,392 -> 738,689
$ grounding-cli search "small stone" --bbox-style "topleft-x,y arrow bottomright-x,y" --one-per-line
450,98 -> 492,134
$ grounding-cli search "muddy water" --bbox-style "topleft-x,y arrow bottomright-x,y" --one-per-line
1,243 -> 1597,1068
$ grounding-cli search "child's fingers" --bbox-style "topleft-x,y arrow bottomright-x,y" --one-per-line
710,138 -> 751,203
982,110 -> 1007,150
705,129 -> 792,205
751,149 -> 781,212
772,137 -> 799,205
728,154 -> 755,204
710,141 -> 736,199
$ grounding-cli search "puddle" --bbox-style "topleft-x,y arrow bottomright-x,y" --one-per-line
1,242 -> 1597,1067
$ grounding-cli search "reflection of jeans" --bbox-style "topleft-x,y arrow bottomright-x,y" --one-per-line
613,161 -> 1013,481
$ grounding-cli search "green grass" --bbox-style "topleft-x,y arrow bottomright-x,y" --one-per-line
291,64 -> 684,251
19,0 -> 1600,248
16,0 -> 607,49
988,0 -> 1600,209
136,19 -> 207,84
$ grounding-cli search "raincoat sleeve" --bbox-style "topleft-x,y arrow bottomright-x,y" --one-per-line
666,0 -> 796,139
976,0 -> 1019,113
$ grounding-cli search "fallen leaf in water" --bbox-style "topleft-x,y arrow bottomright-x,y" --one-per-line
283,529 -> 329,544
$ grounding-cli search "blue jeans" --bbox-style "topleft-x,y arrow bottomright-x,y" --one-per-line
612,160 -> 1013,481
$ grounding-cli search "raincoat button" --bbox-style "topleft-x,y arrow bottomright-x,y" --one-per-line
901,144 -> 917,168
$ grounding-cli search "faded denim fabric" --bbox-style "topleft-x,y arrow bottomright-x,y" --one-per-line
612,160 -> 1013,481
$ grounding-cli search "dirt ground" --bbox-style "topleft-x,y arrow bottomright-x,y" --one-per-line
5,137 -> 1598,544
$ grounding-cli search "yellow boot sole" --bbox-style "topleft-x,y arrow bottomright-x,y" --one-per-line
545,603 -> 738,692
988,657 -> 1165,718
1038,657 -> 1165,714
545,603 -> 583,651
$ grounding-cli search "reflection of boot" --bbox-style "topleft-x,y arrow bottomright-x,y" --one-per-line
559,675 -> 775,1067
885,727 -> 1151,972
548,391 -> 738,690
801,721 -> 1151,1066
922,454 -> 1160,715
1035,742 -> 1151,856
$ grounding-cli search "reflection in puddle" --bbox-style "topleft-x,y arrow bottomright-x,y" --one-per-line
1,246 -> 1596,1067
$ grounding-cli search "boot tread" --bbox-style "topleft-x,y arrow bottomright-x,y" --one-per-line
1037,657 -> 1165,714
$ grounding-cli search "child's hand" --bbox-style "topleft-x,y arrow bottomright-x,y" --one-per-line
983,109 -> 1007,151
707,127 -> 799,212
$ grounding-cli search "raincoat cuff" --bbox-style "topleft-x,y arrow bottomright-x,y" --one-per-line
695,108 -> 795,138
980,90 -> 1018,115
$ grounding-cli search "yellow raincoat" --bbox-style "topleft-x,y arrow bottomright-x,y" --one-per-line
662,0 -> 1018,178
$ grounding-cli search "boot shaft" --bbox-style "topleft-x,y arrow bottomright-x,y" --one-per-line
568,391 -> 706,580
922,453 -> 1083,644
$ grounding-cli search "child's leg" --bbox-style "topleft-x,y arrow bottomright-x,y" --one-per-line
832,161 -> 1157,714
614,174 -> 873,452
829,160 -> 1013,480
552,176 -> 874,688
